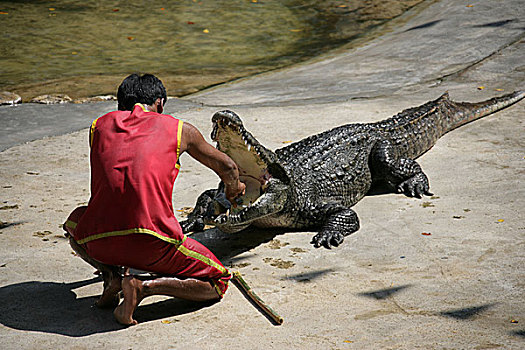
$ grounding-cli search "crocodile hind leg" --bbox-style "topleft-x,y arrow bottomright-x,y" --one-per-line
370,139 -> 433,198
180,189 -> 218,233
311,207 -> 360,249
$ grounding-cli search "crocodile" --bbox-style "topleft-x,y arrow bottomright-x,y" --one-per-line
181,91 -> 524,248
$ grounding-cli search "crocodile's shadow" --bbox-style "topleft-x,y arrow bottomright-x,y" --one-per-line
188,226 -> 294,263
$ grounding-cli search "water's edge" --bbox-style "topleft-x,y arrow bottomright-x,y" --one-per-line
1,0 -> 426,103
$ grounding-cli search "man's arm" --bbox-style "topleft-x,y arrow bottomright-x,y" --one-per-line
180,122 -> 245,204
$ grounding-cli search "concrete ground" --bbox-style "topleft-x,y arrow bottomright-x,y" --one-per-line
0,0 -> 523,348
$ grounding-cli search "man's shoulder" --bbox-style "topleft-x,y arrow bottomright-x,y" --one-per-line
155,112 -> 182,127
95,109 -> 181,128
97,109 -> 127,120
105,110 -> 129,117
158,112 -> 180,121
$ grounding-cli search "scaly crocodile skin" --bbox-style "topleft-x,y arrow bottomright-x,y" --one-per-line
181,91 -> 524,248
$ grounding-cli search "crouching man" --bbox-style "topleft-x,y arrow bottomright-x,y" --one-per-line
64,73 -> 245,325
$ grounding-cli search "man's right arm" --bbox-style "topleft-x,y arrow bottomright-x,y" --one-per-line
180,122 -> 245,204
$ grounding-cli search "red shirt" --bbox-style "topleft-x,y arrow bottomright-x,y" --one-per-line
74,104 -> 185,245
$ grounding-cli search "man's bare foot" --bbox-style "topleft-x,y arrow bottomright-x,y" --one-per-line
113,276 -> 143,325
96,272 -> 122,308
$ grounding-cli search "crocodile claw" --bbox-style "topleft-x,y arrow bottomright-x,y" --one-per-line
180,217 -> 205,234
397,173 -> 433,198
311,231 -> 345,249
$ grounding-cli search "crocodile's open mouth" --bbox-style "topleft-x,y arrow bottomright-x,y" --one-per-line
211,110 -> 286,217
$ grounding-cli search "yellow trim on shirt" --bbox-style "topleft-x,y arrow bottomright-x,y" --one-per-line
89,118 -> 99,148
176,120 -> 183,162
66,216 -> 229,290
75,227 -> 186,246
135,103 -> 148,112
67,218 -> 226,276
68,217 -> 225,274
65,220 -> 77,230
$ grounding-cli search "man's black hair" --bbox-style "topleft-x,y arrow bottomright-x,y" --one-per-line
117,73 -> 167,111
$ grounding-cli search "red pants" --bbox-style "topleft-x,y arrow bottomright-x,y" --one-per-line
65,207 -> 231,297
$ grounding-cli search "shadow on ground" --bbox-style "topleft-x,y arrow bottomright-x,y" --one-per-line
439,303 -> 498,320
0,277 -> 121,337
133,298 -> 219,324
284,269 -> 336,283
0,227 -> 286,337
358,285 -> 412,300
0,276 -> 220,337
357,286 -> 499,321
510,330 -> 525,338
188,226 -> 293,262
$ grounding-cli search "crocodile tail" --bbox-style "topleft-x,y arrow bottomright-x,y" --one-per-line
446,90 -> 524,132
382,90 -> 524,160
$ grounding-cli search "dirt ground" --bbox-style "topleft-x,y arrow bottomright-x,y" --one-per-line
0,0 -> 524,349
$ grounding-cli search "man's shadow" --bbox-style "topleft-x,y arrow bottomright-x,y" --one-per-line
0,277 -> 121,337
0,227 -> 284,337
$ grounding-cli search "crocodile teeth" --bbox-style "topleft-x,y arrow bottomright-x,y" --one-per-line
247,144 -> 252,151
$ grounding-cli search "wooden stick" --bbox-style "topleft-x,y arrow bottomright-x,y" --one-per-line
231,271 -> 283,325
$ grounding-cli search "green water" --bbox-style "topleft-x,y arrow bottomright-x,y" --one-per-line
0,0 -> 422,101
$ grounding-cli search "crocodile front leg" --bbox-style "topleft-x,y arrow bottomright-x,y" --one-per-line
370,139 -> 433,198
311,207 -> 360,249
180,189 -> 218,233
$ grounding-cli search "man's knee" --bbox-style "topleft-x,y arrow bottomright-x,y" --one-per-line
64,206 -> 88,236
